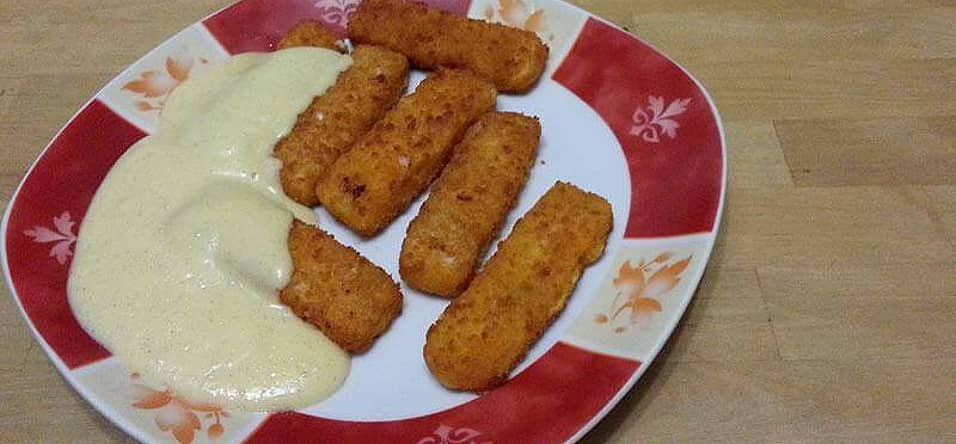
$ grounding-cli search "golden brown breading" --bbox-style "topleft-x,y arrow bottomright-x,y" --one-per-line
348,0 -> 548,93
274,45 -> 409,206
277,20 -> 341,51
280,221 -> 403,353
316,69 -> 497,236
400,112 -> 540,297
424,182 -> 612,391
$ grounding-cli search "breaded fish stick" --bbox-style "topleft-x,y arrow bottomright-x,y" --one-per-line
277,20 -> 341,50
316,69 -> 497,236
424,182 -> 612,390
280,221 -> 402,353
348,0 -> 548,93
274,37 -> 409,206
400,112 -> 540,297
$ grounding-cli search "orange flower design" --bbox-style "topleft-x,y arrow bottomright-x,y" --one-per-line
483,0 -> 551,40
123,53 -> 206,112
595,253 -> 692,332
130,373 -> 227,444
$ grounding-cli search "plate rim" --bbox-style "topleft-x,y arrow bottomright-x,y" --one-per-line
557,8 -> 728,443
0,0 -> 728,442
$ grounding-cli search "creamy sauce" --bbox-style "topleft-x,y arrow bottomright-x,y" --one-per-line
68,48 -> 353,411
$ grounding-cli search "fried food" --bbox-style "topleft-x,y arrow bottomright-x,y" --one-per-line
277,20 -> 342,51
273,44 -> 409,206
316,69 -> 497,236
424,182 -> 613,391
400,112 -> 540,297
280,221 -> 403,353
348,0 -> 548,93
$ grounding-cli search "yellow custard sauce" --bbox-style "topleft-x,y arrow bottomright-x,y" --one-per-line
68,48 -> 352,411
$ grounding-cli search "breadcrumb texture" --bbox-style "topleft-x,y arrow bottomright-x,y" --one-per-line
277,20 -> 341,50
316,69 -> 497,236
280,221 -> 403,353
400,112 -> 540,297
348,0 -> 548,93
274,22 -> 410,206
424,182 -> 613,391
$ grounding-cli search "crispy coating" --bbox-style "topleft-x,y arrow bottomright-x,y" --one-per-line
274,44 -> 409,206
400,112 -> 540,297
316,69 -> 497,236
424,182 -> 612,391
280,221 -> 403,353
277,20 -> 342,50
348,0 -> 548,93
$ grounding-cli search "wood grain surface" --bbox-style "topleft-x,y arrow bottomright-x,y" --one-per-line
1,1 -> 954,443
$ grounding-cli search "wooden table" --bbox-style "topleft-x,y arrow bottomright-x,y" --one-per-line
1,1 -> 954,442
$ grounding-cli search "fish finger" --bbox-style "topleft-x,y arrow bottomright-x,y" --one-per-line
400,112 -> 540,297
316,69 -> 497,236
277,20 -> 342,51
274,40 -> 409,206
424,182 -> 612,390
280,221 -> 403,353
348,0 -> 548,93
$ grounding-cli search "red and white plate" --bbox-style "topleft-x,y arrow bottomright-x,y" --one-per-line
1,0 -> 725,442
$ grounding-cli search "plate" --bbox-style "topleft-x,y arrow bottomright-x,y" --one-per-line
1,0 -> 725,442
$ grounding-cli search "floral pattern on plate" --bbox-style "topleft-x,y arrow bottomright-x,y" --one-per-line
22,211 -> 77,265
70,361 -> 260,444
415,424 -> 491,444
594,253 -> 693,332
565,236 -> 709,360
630,96 -> 693,143
130,373 -> 228,444
122,53 -> 208,113
313,0 -> 361,28
97,24 -> 228,134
